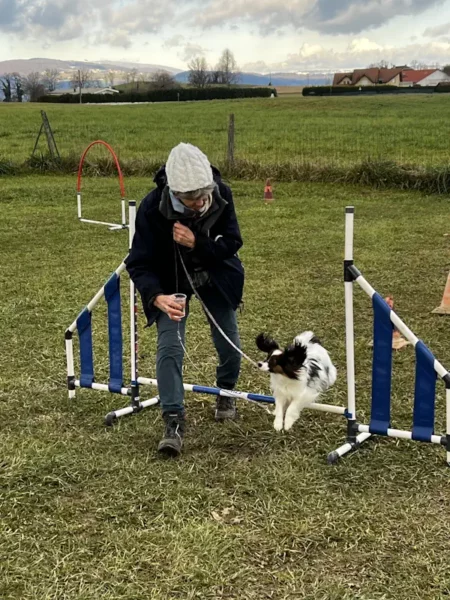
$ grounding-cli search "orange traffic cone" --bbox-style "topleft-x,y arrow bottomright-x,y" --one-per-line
432,272 -> 450,314
386,296 -> 411,350
264,179 -> 273,204
369,296 -> 411,350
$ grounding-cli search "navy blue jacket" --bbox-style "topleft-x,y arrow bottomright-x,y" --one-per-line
125,166 -> 244,326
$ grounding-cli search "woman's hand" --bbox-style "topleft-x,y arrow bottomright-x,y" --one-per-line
154,295 -> 185,321
173,222 -> 196,249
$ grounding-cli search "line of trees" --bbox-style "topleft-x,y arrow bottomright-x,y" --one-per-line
1,48 -> 241,102
188,49 -> 240,88
367,60 -> 449,71
1,69 -> 60,102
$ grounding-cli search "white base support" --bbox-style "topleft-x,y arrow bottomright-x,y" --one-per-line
79,218 -> 127,230
357,424 -> 444,445
105,396 -> 160,426
328,423 -> 447,465
327,432 -> 372,464
74,380 -> 130,395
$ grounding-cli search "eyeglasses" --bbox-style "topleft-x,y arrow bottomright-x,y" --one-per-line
179,195 -> 208,207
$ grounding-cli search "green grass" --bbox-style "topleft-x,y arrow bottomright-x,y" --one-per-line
2,175 -> 450,598
2,94 -> 450,171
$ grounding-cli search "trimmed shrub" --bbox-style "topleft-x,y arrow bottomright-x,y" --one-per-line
38,87 -> 275,103
302,85 -> 437,96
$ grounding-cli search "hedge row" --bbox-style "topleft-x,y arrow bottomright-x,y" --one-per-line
39,87 -> 276,104
302,85 -> 447,96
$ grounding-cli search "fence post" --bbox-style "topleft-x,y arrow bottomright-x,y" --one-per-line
227,113 -> 235,169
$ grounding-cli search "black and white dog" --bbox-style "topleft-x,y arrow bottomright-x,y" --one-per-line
256,331 -> 337,431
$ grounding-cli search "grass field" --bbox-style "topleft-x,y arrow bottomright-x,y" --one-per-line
2,94 -> 450,172
275,86 -> 305,96
2,174 -> 450,598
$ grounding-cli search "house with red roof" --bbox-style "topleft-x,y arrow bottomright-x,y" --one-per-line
400,69 -> 450,87
333,67 -> 450,88
333,68 -> 404,87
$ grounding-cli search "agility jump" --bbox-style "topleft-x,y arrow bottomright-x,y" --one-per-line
76,140 -> 128,230
327,206 -> 450,465
65,180 -> 450,465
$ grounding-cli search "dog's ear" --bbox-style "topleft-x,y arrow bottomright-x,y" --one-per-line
256,333 -> 280,353
285,342 -> 307,368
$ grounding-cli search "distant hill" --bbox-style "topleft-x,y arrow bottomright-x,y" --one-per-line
0,57 -> 181,76
0,57 -> 331,87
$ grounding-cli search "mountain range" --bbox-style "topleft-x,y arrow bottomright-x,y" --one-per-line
0,58 -> 331,87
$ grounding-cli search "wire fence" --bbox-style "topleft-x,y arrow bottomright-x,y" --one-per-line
2,96 -> 450,174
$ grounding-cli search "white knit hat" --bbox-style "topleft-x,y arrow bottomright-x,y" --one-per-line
166,143 -> 214,193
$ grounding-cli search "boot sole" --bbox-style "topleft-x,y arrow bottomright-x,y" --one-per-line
215,410 -> 239,422
158,439 -> 182,457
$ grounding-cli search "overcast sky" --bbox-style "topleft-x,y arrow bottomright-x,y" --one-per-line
2,0 -> 450,72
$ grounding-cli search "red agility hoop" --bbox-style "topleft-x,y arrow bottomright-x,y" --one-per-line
76,140 -> 127,230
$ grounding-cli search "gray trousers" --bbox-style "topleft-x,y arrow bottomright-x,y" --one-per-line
156,285 -> 241,413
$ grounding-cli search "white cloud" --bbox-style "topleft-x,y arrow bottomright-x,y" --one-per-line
424,22 -> 450,37
195,0 -> 445,34
2,0 -> 446,45
162,36 -> 208,62
2,0 -> 450,71
242,40 -> 450,72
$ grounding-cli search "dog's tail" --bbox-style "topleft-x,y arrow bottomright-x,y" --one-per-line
294,331 -> 320,346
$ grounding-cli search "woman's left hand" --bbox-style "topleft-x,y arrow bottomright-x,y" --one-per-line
173,222 -> 196,249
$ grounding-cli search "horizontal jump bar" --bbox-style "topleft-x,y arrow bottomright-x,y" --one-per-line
72,377 -> 346,416
67,260 -> 128,333
137,377 -> 347,415
350,265 -> 449,380
357,424 -> 445,445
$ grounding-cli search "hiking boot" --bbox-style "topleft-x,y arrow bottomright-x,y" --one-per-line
215,395 -> 238,422
158,411 -> 186,457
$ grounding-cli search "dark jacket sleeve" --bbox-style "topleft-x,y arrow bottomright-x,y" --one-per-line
125,194 -> 164,307
193,185 -> 243,266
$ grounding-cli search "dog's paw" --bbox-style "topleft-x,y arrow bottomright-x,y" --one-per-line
283,419 -> 296,431
273,418 -> 283,432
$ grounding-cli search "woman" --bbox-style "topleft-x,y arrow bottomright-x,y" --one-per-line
126,143 -> 245,456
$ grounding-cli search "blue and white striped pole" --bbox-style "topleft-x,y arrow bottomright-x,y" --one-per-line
103,378 -> 346,425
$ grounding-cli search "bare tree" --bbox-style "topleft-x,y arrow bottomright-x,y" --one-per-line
121,70 -> 131,84
150,70 -> 179,90
24,72 -> 45,101
129,68 -> 138,84
188,56 -> 209,88
12,74 -> 23,101
216,49 -> 240,85
70,69 -> 93,91
409,60 -> 430,70
106,70 -> 116,86
1,73 -> 13,102
368,60 -> 394,69
43,69 -> 59,92
208,68 -> 222,85
136,72 -> 147,91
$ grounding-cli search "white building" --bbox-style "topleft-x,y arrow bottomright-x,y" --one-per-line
49,87 -> 120,95
401,69 -> 450,87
